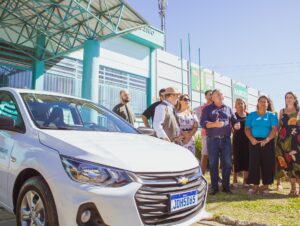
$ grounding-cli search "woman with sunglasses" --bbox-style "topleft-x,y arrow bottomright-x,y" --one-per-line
175,94 -> 199,154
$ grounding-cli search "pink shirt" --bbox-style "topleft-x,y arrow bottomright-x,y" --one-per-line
199,103 -> 210,137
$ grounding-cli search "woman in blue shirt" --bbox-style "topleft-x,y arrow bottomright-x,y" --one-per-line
245,96 -> 278,194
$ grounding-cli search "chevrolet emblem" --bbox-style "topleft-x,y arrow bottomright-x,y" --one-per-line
177,176 -> 189,185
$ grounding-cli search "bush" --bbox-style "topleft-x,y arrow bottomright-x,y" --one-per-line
195,134 -> 202,160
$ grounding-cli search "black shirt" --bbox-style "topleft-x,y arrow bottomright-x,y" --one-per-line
142,101 -> 161,121
112,103 -> 135,126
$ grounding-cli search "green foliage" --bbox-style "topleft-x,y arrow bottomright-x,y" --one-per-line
195,134 -> 202,160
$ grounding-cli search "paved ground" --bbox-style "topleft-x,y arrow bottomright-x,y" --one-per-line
0,207 -> 15,226
0,207 -> 224,226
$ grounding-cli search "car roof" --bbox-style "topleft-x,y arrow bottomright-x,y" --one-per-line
0,87 -> 90,101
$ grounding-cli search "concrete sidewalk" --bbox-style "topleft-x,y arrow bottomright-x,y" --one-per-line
0,207 -> 225,226
0,207 -> 15,226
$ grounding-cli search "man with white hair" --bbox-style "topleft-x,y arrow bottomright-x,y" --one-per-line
200,89 -> 241,195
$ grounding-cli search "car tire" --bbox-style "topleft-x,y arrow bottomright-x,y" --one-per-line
16,176 -> 59,226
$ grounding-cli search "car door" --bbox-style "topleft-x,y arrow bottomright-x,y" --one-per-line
0,92 -> 23,205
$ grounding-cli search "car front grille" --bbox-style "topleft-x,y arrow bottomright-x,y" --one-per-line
134,167 -> 207,225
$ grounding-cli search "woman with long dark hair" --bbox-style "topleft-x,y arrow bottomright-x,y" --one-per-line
245,96 -> 278,194
276,91 -> 300,196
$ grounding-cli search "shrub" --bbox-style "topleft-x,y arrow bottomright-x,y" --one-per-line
195,134 -> 202,160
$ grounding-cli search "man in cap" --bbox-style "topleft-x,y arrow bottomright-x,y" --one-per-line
153,87 -> 181,142
113,89 -> 135,126
142,88 -> 166,128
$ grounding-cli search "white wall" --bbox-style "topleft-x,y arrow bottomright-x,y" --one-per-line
214,72 -> 231,86
68,37 -> 150,78
68,36 -> 265,112
156,50 -> 189,99
248,87 -> 259,112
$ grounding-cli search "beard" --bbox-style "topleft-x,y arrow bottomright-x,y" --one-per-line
123,99 -> 130,103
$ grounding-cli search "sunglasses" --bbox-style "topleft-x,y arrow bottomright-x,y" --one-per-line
182,98 -> 190,102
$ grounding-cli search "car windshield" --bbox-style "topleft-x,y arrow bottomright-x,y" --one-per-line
21,93 -> 137,133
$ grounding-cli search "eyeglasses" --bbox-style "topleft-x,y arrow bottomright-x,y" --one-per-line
182,98 -> 190,102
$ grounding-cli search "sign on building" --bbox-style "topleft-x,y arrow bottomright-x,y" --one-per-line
233,82 -> 248,103
201,68 -> 214,92
191,66 -> 214,92
191,66 -> 201,91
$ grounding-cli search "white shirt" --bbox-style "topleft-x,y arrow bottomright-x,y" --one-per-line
153,100 -> 180,139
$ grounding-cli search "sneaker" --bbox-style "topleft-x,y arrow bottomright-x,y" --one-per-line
243,183 -> 250,188
210,189 -> 219,195
218,177 -> 223,187
248,188 -> 259,195
232,182 -> 239,188
277,184 -> 284,192
222,188 -> 233,194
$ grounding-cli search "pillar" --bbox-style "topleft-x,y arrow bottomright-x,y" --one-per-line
81,39 -> 100,104
32,33 -> 45,90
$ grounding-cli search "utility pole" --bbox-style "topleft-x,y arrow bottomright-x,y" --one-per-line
198,48 -> 202,105
158,0 -> 168,50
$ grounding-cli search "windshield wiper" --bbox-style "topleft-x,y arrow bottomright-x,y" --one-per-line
38,125 -> 74,130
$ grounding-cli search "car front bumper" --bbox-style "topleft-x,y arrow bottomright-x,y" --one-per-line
47,172 -> 208,226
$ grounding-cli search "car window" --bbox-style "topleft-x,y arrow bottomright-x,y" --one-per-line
0,93 -> 24,130
48,106 -> 76,126
21,93 -> 137,133
78,104 -> 121,132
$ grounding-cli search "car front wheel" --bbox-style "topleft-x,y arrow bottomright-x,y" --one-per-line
16,176 -> 59,226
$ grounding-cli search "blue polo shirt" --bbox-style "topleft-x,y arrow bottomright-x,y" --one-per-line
245,111 -> 278,138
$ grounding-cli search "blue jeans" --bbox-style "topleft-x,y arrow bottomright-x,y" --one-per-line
207,136 -> 232,191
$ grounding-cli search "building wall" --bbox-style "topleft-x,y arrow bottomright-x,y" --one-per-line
155,49 -> 261,111
0,31 -> 264,121
69,36 -> 150,78
156,50 -> 189,102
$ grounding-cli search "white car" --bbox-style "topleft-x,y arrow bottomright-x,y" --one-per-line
0,88 -> 208,226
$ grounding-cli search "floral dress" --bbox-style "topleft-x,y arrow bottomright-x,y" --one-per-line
176,110 -> 198,154
276,110 -> 300,178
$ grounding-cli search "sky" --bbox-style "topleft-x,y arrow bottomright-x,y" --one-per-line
126,0 -> 300,111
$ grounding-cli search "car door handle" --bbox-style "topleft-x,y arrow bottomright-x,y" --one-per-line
11,156 -> 16,163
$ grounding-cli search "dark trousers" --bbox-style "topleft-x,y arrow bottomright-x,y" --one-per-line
207,136 -> 232,191
248,138 -> 275,185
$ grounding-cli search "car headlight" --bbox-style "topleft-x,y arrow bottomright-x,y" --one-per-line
61,155 -> 133,187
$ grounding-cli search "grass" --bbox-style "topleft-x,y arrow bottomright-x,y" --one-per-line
204,174 -> 300,226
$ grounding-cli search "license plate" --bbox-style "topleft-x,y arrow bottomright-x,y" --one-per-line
170,190 -> 198,213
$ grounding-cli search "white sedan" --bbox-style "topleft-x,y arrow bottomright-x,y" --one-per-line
0,88 -> 208,226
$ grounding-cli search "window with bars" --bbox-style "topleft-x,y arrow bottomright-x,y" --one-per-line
99,66 -> 147,116
0,59 -> 148,117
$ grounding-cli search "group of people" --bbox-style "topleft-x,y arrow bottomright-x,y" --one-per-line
113,87 -> 199,154
112,88 -> 300,197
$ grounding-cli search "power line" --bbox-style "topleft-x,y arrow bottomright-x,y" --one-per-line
207,61 -> 300,69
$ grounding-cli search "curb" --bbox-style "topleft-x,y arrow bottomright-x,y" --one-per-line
210,215 -> 281,226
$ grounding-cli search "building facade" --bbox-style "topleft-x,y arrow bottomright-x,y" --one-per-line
0,25 -> 263,124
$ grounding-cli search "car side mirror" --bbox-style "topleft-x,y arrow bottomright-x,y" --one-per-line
137,127 -> 156,137
0,116 -> 15,131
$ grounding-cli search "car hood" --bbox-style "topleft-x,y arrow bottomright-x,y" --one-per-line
38,130 -> 199,172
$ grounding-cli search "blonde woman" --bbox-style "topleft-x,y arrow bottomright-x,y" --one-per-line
232,98 -> 249,187
175,94 -> 198,154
